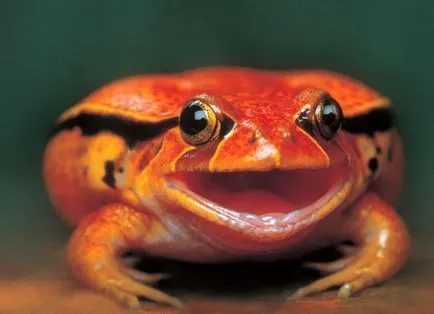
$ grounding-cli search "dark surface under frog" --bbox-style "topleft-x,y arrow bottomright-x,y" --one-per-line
1,239 -> 432,314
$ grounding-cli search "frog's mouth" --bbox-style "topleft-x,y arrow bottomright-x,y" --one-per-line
165,165 -> 352,232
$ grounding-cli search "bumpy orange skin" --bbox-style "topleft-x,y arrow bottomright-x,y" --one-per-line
43,67 -> 409,308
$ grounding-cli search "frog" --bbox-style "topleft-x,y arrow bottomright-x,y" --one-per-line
43,67 -> 410,309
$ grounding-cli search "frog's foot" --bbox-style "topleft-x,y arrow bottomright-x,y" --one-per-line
80,261 -> 182,309
289,193 -> 410,300
291,245 -> 386,299
67,204 -> 185,309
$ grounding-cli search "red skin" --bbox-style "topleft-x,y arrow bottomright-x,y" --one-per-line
43,67 -> 409,309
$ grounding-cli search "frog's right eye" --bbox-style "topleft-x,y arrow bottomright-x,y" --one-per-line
313,95 -> 343,140
296,93 -> 343,141
179,99 -> 222,146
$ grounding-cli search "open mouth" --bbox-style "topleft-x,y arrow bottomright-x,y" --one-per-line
166,165 -> 351,229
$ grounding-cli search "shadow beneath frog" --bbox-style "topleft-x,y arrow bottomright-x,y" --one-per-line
128,243 -> 352,299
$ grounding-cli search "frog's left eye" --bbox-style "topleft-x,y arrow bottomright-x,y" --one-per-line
313,96 -> 343,140
179,99 -> 222,146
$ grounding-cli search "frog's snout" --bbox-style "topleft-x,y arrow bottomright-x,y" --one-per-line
206,125 -> 334,172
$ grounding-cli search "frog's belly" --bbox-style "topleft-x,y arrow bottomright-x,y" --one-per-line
141,216 -> 346,263
143,235 -> 340,263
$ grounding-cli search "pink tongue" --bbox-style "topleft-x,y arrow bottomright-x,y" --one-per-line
222,189 -> 294,215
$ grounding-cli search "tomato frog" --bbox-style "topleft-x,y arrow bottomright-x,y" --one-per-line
43,67 -> 410,309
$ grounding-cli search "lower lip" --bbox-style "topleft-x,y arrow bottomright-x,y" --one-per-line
169,175 -> 347,230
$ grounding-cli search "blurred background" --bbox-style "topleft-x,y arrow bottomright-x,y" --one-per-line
0,0 -> 433,311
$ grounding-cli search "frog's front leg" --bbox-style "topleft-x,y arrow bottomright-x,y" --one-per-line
290,192 -> 410,299
66,203 -> 184,309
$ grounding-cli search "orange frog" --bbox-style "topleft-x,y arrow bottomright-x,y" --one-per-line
43,67 -> 410,309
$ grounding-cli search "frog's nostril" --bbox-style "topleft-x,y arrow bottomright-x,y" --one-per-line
247,130 -> 261,143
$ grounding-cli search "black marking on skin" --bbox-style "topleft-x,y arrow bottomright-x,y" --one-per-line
296,107 -> 315,136
50,112 -> 179,147
220,115 -> 236,138
247,132 -> 257,143
247,135 -> 256,143
388,146 -> 393,161
342,108 -> 393,137
368,157 -> 379,174
82,166 -> 88,178
376,146 -> 382,154
247,130 -> 261,143
102,160 -> 116,188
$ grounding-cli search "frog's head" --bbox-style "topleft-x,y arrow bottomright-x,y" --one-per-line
138,70 -> 355,251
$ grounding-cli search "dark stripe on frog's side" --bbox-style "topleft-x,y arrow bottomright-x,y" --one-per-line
50,112 -> 179,147
342,107 -> 394,137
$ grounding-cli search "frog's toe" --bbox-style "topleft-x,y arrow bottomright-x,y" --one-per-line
303,256 -> 355,275
110,287 -> 141,309
120,267 -> 171,284
336,243 -> 358,255
337,275 -> 375,298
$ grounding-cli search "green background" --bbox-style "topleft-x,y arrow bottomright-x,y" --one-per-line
1,1 -> 433,268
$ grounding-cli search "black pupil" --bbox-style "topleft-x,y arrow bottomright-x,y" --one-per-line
179,101 -> 208,135
322,98 -> 342,133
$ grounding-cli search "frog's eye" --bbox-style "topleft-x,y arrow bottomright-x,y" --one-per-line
179,99 -> 222,146
313,96 -> 343,140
